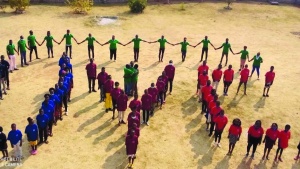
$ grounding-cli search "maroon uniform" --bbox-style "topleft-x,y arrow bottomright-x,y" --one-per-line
117,94 -> 129,111
141,94 -> 152,111
129,100 -> 142,112
126,135 -> 138,155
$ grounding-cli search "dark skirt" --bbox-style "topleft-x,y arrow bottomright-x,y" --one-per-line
249,135 -> 260,145
0,142 -> 8,150
265,136 -> 275,149
229,134 -> 239,144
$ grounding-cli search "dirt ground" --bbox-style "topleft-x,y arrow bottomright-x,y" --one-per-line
0,2 -> 300,169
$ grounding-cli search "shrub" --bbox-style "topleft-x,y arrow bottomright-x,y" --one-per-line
8,0 -> 30,13
65,0 -> 93,14
179,2 -> 185,11
128,0 -> 147,13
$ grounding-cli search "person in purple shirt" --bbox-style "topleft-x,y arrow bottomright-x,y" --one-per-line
59,81 -> 68,115
25,117 -> 38,155
86,58 -> 97,93
156,77 -> 165,109
36,109 -> 49,144
126,129 -> 139,168
117,90 -> 129,126
42,94 -> 54,136
127,107 -> 140,129
111,82 -> 121,120
158,71 -> 169,103
7,124 -> 22,158
97,67 -> 108,102
148,83 -> 158,116
141,89 -> 152,126
164,60 -> 175,95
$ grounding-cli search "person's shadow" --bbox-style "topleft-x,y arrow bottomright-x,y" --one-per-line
215,155 -> 231,169
253,97 -> 266,112
226,94 -> 244,110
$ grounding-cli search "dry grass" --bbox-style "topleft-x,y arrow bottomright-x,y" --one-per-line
0,2 -> 300,169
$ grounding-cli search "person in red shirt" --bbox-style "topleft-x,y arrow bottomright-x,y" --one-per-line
246,120 -> 264,158
148,83 -> 158,116
97,67 -> 108,102
129,94 -> 142,112
201,80 -> 212,114
295,141 -> 300,160
214,110 -> 228,147
212,64 -> 222,92
141,89 -> 152,126
164,60 -> 175,95
223,65 -> 234,96
156,77 -> 165,109
158,71 -> 168,103
197,60 -> 209,76
125,129 -> 139,168
227,118 -> 242,156
263,66 -> 275,97
206,94 -> 218,131
85,58 -> 97,93
275,124 -> 291,162
262,123 -> 279,160
104,75 -> 114,112
209,101 -> 222,137
197,71 -> 209,101
237,64 -> 250,95
117,90 -> 128,125
111,82 -> 121,120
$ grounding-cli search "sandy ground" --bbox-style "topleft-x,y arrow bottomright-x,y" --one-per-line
0,2 -> 300,169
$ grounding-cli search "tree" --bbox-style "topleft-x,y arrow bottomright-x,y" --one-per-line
128,0 -> 147,13
65,0 -> 93,14
8,0 -> 30,13
225,0 -> 235,10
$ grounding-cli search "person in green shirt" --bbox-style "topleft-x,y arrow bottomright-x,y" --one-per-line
59,30 -> 78,59
6,40 -> 19,72
132,64 -> 139,96
78,33 -> 102,59
18,36 -> 29,67
215,38 -> 234,66
27,30 -> 40,62
234,46 -> 249,71
194,36 -> 215,62
149,35 -> 173,62
124,35 -> 149,62
40,31 -> 59,58
124,64 -> 134,95
249,52 -> 263,79
173,37 -> 194,62
102,35 -> 125,62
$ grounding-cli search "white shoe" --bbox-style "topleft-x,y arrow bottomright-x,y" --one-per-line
141,121 -> 144,124
217,143 -> 221,147
65,112 -> 68,116
214,142 -> 218,146
146,122 -> 149,126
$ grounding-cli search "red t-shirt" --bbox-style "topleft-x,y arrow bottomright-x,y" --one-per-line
206,94 -> 214,103
214,115 -> 228,131
248,125 -> 264,138
223,69 -> 234,82
240,68 -> 250,82
265,128 -> 280,141
208,100 -> 216,112
86,63 -> 97,78
148,87 -> 158,103
198,65 -> 209,74
229,125 -> 242,136
210,106 -> 222,122
201,85 -> 212,101
212,69 -> 223,81
198,74 -> 209,86
278,130 -> 291,149
265,71 -> 275,84
164,65 -> 175,79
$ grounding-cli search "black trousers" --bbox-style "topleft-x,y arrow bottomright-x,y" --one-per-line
158,48 -> 165,61
201,47 -> 208,61
88,77 -> 96,91
181,50 -> 187,61
48,120 -> 53,134
214,129 -> 223,143
112,99 -> 117,113
39,127 -> 48,142
223,81 -> 232,94
47,46 -> 53,57
202,100 -> 207,112
158,91 -> 164,106
209,121 -> 215,135
143,110 -> 150,123
29,46 -> 38,60
88,45 -> 94,59
168,79 -> 173,93
4,71 -> 9,87
100,84 -> 105,100
134,48 -> 139,62
62,95 -> 68,112
110,49 -> 117,60
66,45 -> 72,58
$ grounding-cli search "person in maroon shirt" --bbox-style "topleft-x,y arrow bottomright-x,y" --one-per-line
164,60 -> 175,95
206,94 -> 218,131
148,83 -> 158,116
117,90 -> 128,125
97,67 -> 108,102
223,64 -> 234,96
246,120 -> 264,158
129,94 -> 142,112
111,82 -> 121,120
237,64 -> 250,95
126,129 -> 139,168
127,123 -> 140,137
157,71 -> 169,103
127,107 -> 140,129
156,77 -> 165,109
262,123 -> 279,160
141,89 -> 152,126
85,58 -> 97,93
104,75 -> 114,113
263,66 -> 275,97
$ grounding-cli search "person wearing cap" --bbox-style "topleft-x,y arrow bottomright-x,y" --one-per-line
25,117 -> 38,155
164,60 -> 175,95
86,58 -> 97,93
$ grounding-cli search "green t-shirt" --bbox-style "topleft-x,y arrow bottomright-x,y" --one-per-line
27,35 -> 36,47
44,36 -> 54,47
18,40 -> 27,52
64,34 -> 73,45
202,39 -> 210,48
222,43 -> 231,53
124,68 -> 134,83
6,44 -> 15,55
240,50 -> 249,59
180,41 -> 189,51
252,55 -> 263,66
158,39 -> 167,48
109,39 -> 119,49
86,37 -> 96,46
132,38 -> 142,49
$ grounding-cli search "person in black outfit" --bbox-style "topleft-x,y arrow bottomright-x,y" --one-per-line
0,55 -> 10,90
0,126 -> 8,160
